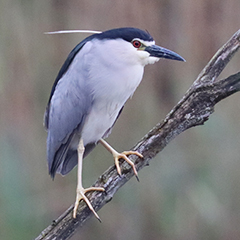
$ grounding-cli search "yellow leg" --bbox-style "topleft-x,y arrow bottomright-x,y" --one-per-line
99,139 -> 143,178
73,138 -> 105,220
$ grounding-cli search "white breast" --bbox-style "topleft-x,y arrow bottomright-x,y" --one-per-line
80,39 -> 145,145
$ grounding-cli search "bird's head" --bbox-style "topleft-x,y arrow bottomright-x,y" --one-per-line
90,27 -> 185,66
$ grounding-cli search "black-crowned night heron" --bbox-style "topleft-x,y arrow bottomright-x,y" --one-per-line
44,27 -> 185,220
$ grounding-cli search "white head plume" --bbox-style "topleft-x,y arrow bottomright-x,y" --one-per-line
44,30 -> 102,35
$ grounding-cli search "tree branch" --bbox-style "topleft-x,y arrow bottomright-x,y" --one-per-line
35,29 -> 240,240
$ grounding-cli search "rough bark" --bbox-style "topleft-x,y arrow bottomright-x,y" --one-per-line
35,29 -> 240,240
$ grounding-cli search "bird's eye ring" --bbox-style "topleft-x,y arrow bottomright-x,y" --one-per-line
132,40 -> 142,49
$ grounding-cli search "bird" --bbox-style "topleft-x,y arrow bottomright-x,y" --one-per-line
44,27 -> 185,220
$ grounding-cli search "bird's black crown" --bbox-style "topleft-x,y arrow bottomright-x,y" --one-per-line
94,27 -> 153,42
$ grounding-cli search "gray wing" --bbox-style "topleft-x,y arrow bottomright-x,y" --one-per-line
46,69 -> 92,178
44,37 -> 97,178
44,34 -> 98,129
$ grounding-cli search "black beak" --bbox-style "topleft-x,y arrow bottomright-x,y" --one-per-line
145,45 -> 185,62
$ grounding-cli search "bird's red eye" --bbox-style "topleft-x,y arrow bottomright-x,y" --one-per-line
132,40 -> 142,48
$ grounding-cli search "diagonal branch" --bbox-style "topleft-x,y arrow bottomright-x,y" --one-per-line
35,29 -> 240,240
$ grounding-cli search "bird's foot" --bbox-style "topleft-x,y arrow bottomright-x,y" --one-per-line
73,186 -> 105,220
99,139 -> 143,180
113,150 -> 143,180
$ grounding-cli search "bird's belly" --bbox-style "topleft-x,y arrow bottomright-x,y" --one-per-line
79,62 -> 144,147
81,101 -> 121,145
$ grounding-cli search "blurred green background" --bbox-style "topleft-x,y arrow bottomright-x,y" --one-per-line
1,0 -> 240,239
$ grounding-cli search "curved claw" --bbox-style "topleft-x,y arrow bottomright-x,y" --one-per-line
113,150 -> 143,178
73,186 -> 105,220
99,139 -> 143,180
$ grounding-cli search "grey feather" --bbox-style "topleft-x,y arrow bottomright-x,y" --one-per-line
44,36 -> 94,129
59,142 -> 97,175
46,56 -> 92,178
